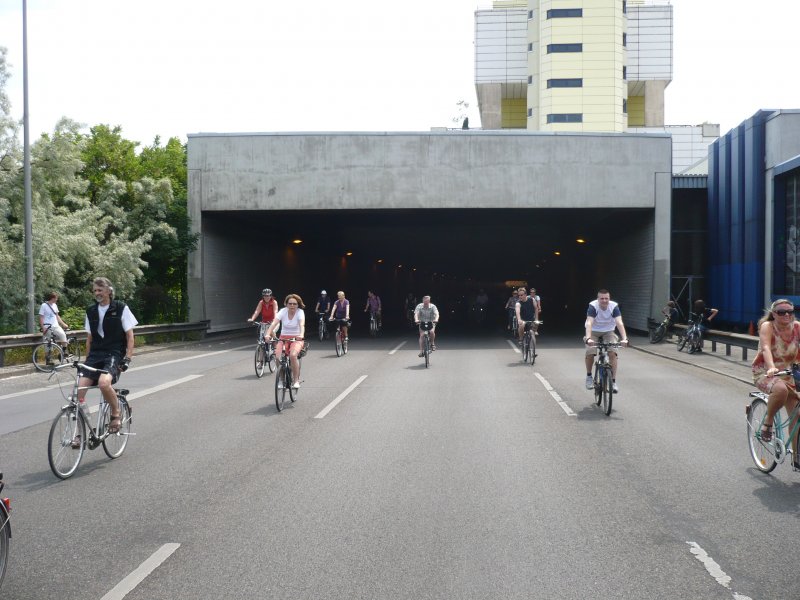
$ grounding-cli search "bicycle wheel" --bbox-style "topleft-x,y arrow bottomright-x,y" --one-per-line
521,335 -> 529,362
33,342 -> 64,373
747,397 -> 778,473
343,333 -> 349,355
102,399 -> 131,459
254,344 -> 266,378
650,324 -> 667,344
370,318 -> 377,337
602,366 -> 613,415
593,365 -> 602,406
290,360 -> 300,403
424,335 -> 430,368
48,406 -> 86,479
677,333 -> 688,352
0,502 -> 8,590
275,365 -> 290,412
530,333 -> 537,365
266,346 -> 276,373
335,331 -> 343,357
318,319 -> 326,342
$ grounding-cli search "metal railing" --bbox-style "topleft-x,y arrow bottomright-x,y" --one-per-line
670,323 -> 758,361
0,321 -> 210,367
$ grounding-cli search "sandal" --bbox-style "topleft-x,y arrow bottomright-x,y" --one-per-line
107,414 -> 122,434
70,435 -> 82,449
760,423 -> 774,442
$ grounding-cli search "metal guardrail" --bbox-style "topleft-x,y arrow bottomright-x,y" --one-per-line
670,323 -> 758,361
0,321 -> 210,367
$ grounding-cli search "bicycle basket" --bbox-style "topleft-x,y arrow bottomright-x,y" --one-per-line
419,321 -> 434,331
299,342 -> 309,358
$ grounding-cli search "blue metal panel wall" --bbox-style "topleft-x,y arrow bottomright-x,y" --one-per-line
708,112 -> 768,327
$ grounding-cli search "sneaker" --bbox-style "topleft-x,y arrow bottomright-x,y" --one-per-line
585,375 -> 593,390
277,380 -> 284,389
70,435 -> 82,449
418,352 -> 424,357
612,382 -> 619,393
431,344 -> 436,351
292,381 -> 300,389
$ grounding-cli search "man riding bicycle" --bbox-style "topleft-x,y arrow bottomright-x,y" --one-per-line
364,291 -> 382,329
583,289 -> 628,393
414,296 -> 439,356
515,287 -> 539,344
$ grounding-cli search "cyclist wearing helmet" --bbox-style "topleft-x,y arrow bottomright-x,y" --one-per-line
315,290 -> 332,317
248,288 -> 279,341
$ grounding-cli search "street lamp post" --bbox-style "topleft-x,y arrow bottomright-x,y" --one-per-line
23,0 -> 34,332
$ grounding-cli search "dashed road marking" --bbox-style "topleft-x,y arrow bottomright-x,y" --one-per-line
100,543 -> 180,600
389,341 -> 407,355
506,340 -> 521,353
534,373 -> 576,416
315,375 -> 368,419
687,542 -> 753,600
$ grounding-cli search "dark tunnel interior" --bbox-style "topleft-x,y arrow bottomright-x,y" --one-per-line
206,208 -> 652,333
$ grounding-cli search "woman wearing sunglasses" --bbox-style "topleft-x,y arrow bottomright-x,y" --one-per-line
752,299 -> 800,462
266,294 -> 306,389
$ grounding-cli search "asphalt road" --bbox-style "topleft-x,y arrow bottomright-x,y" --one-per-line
0,329 -> 796,599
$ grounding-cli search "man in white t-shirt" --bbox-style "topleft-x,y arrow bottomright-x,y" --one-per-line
583,289 -> 628,393
77,277 -> 138,438
39,291 -> 71,352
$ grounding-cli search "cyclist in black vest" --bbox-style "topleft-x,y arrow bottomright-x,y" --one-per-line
515,287 -> 539,343
78,277 -> 138,436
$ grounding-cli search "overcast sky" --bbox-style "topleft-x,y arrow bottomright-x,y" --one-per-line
0,0 -> 797,145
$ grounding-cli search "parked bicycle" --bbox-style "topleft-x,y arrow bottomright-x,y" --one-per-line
252,321 -> 276,378
590,341 -> 622,415
46,362 -> 133,480
746,364 -> 800,473
0,471 -> 9,591
419,321 -> 433,368
32,324 -> 81,373
677,319 -> 702,353
330,318 -> 350,357
649,315 -> 673,344
521,320 -> 542,365
271,337 -> 306,412
317,312 -> 330,342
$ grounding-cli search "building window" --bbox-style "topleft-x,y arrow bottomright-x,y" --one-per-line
528,43 -> 533,52
547,43 -> 583,53
546,113 -> 583,123
528,10 -> 533,19
528,75 -> 533,84
547,8 -> 582,18
623,66 -> 627,80
623,1 -> 627,15
547,78 -> 583,88
623,33 -> 627,47
623,99 -> 628,114
528,108 -> 533,117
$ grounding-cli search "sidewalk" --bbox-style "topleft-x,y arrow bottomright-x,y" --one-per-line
629,332 -> 753,386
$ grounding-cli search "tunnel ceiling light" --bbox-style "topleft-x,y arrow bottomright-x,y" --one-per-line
292,239 -> 303,244
576,238 -> 585,244
554,251 -> 561,256
397,264 -> 402,268
377,259 -> 383,263
345,251 -> 353,256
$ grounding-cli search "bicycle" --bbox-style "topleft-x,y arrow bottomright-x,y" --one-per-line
252,321 -> 276,378
0,471 -> 9,591
368,311 -> 381,337
520,320 -> 542,365
46,362 -> 133,480
589,341 -> 622,416
271,338 -> 306,412
32,325 -> 81,373
677,319 -> 702,353
317,312 -> 330,342
330,319 -> 349,357
419,321 -> 434,368
746,364 -> 800,473
649,316 -> 673,343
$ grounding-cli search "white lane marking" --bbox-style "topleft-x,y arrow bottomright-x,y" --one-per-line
127,375 -> 204,400
315,375 -> 368,419
100,543 -> 180,600
388,341 -> 407,355
506,340 -> 521,353
687,542 -> 753,600
0,345 -> 247,401
534,373 -> 576,416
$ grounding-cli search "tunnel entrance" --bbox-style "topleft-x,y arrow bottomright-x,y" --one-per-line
203,208 -> 653,333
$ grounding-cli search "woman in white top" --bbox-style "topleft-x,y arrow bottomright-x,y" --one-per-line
266,294 -> 306,389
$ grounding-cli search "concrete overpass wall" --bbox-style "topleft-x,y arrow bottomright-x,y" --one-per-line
188,131 -> 672,331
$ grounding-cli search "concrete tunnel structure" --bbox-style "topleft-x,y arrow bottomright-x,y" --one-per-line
187,130 -> 672,333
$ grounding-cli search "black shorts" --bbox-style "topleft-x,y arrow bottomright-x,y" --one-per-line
80,353 -> 122,384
